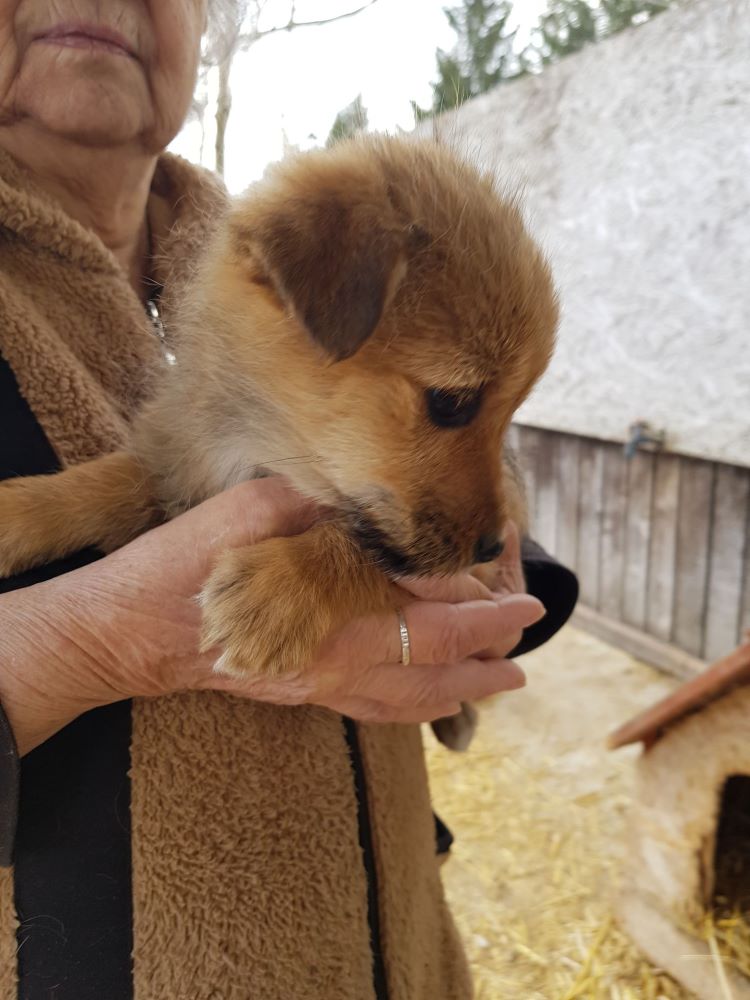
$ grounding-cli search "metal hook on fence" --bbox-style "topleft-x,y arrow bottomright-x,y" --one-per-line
624,420 -> 666,459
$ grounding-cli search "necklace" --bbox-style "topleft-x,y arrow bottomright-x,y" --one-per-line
144,215 -> 174,362
145,295 -> 166,344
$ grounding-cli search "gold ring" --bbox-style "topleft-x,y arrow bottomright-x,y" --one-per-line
397,610 -> 411,666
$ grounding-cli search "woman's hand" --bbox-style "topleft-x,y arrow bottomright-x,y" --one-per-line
0,478 -> 544,754
205,586 -> 539,725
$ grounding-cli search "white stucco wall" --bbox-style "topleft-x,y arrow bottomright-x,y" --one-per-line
427,0 -> 750,467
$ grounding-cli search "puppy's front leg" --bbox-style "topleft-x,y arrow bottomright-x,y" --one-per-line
0,452 -> 159,577
200,521 -> 395,677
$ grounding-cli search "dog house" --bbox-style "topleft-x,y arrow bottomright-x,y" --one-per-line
608,638 -> 750,1000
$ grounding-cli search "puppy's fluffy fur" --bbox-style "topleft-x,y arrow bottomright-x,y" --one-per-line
0,136 -> 558,688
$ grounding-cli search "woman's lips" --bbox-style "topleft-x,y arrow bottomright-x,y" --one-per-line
33,24 -> 136,59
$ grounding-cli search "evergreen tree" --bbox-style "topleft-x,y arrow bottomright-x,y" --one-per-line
600,0 -> 670,33
413,0 -> 674,124
326,94 -> 369,147
524,0 -> 671,69
532,0 -> 597,66
417,1 -> 523,118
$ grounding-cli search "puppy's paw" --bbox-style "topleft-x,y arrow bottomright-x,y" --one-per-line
199,540 -> 331,678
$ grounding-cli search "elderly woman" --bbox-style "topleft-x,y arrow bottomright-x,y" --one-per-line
0,2 -> 577,998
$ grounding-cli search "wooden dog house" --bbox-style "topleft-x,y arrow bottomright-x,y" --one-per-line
608,638 -> 750,999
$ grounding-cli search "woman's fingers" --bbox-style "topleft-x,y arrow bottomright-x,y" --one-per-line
399,572 -> 495,604
348,656 -> 526,708
372,593 -> 545,667
202,652 -> 526,713
193,524 -> 542,714
321,696 -> 464,725
196,477 -> 318,552
120,476 -> 319,600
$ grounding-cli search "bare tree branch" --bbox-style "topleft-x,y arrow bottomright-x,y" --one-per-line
212,0 -> 379,175
238,0 -> 379,49
214,55 -> 233,177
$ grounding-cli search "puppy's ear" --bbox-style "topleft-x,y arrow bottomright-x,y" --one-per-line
235,198 -> 407,361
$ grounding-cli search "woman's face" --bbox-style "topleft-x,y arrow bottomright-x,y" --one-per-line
0,0 -> 207,151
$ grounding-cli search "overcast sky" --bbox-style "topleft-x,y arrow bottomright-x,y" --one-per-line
169,0 -> 546,193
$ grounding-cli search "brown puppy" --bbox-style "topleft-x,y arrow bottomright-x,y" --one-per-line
0,135 -> 558,682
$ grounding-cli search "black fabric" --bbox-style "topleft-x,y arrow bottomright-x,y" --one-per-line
433,813 -> 454,857
0,700 -> 18,868
342,717 -> 390,1000
512,537 -> 579,658
14,703 -> 133,1000
0,354 -> 134,1000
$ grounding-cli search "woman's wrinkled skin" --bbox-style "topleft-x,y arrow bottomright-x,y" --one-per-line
0,480 -> 542,756
0,0 -> 206,290
1,0 -> 204,147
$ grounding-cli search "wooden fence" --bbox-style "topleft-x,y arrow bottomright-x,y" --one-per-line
507,425 -> 750,675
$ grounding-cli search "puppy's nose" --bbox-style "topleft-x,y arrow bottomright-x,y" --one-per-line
473,534 -> 504,564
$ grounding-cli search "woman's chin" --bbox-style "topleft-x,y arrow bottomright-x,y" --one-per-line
15,63 -> 151,148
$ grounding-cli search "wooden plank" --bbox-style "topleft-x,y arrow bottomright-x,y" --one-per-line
704,464 -> 750,661
645,454 -> 681,642
573,604 -> 705,681
576,439 -> 604,608
599,443 -> 628,621
516,425 -> 540,536
555,435 -> 580,573
607,638 -> 750,750
533,432 -> 559,556
671,458 -> 715,657
505,422 -> 525,534
622,451 -> 655,630
506,423 -> 521,453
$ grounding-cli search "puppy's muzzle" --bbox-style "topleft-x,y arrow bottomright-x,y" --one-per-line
348,511 -> 419,576
346,503 -> 505,577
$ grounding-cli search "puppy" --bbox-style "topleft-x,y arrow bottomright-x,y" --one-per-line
0,136 -> 557,706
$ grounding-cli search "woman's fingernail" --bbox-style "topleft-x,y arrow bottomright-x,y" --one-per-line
503,661 -> 527,689
497,594 -> 546,623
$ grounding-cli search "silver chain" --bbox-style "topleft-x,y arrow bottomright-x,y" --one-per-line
145,295 -> 175,364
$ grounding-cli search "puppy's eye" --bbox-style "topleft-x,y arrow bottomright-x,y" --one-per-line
426,387 -> 483,429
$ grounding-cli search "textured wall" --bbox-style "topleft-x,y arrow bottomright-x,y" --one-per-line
428,0 -> 750,467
